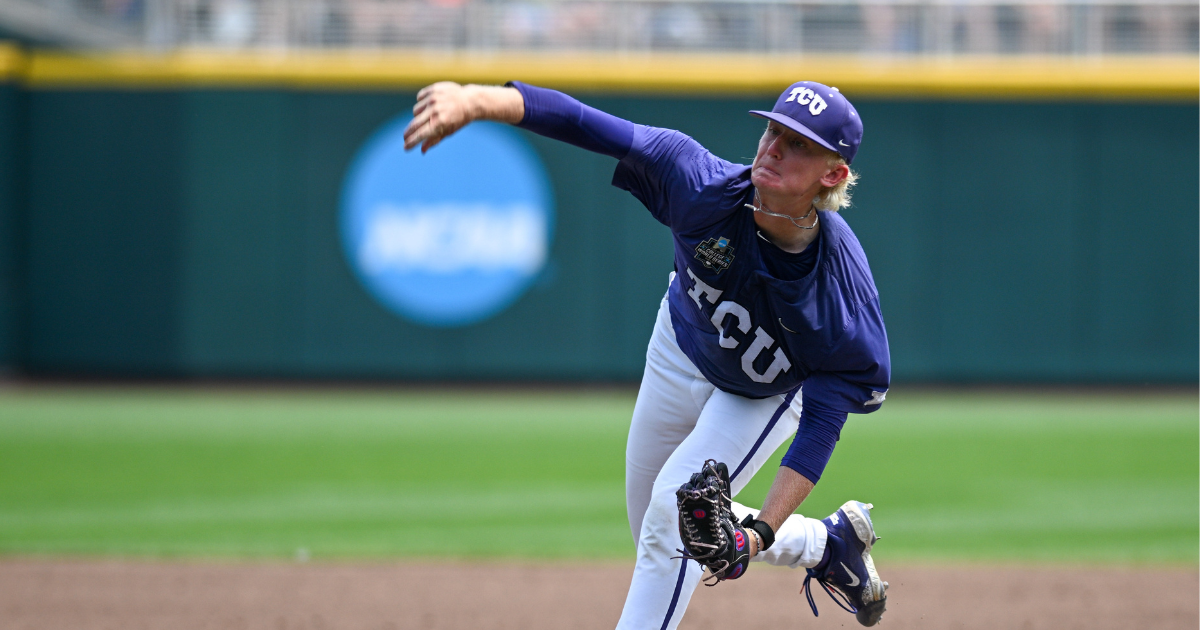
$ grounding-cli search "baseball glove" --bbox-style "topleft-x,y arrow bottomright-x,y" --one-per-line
675,459 -> 772,585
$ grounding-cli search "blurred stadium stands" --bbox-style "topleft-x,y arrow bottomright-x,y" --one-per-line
0,0 -> 1196,55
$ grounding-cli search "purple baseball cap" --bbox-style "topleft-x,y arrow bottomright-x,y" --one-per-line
749,81 -> 863,164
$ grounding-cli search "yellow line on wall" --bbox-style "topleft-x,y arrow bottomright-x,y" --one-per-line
11,46 -> 1200,100
0,43 -> 26,81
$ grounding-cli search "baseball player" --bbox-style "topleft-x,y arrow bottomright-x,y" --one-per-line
404,80 -> 891,628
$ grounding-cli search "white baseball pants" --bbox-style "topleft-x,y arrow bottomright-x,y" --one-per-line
616,288 -> 829,630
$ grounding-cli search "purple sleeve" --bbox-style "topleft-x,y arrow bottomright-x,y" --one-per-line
507,81 -> 634,160
803,296 -> 891,415
506,82 -> 743,230
780,395 -> 847,484
612,125 -> 748,229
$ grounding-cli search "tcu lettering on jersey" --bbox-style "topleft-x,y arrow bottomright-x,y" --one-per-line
686,268 -> 793,384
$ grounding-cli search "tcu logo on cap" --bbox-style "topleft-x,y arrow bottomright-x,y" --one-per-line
785,87 -> 828,116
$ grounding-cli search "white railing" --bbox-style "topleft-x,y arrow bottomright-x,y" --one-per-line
4,0 -> 1198,54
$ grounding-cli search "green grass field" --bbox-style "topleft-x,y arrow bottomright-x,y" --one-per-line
0,386 -> 1195,565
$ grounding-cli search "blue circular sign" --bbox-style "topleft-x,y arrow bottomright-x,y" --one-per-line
340,116 -> 554,327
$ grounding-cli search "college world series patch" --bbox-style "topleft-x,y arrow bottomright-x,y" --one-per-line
694,237 -> 736,273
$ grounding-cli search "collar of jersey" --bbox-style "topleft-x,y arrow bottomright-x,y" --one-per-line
747,208 -> 838,292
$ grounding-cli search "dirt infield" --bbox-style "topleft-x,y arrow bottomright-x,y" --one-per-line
2,559 -> 1196,630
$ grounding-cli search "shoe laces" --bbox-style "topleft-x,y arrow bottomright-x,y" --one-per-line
800,566 -> 859,617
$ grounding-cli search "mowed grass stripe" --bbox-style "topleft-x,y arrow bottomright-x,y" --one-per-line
0,486 -> 628,559
0,486 -> 625,527
0,387 -> 1194,564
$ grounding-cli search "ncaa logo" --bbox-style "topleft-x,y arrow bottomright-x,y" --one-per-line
340,115 -> 554,327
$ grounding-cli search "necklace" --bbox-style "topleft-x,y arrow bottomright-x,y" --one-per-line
744,190 -> 819,230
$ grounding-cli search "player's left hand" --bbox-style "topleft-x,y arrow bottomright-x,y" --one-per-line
675,460 -> 755,584
403,81 -> 475,153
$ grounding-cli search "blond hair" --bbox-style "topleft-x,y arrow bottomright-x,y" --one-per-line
813,153 -> 859,212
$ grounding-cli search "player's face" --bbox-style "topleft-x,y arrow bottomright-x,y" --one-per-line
751,122 -> 844,199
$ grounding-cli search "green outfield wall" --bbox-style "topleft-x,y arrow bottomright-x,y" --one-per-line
0,83 -> 20,373
2,51 -> 1198,382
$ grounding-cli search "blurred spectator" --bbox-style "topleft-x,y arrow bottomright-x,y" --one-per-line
802,3 -> 865,52
1106,4 -> 1145,52
650,4 -> 706,50
1024,4 -> 1064,54
103,0 -> 143,22
321,0 -> 351,45
502,2 -> 552,48
212,0 -> 255,45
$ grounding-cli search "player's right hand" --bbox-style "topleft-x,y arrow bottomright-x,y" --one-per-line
403,81 -> 474,154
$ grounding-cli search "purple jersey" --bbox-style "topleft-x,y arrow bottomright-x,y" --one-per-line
614,125 -> 890,413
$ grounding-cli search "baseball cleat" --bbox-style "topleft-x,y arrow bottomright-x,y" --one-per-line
801,500 -> 888,626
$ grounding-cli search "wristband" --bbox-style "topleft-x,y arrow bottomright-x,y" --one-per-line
741,515 -> 776,551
